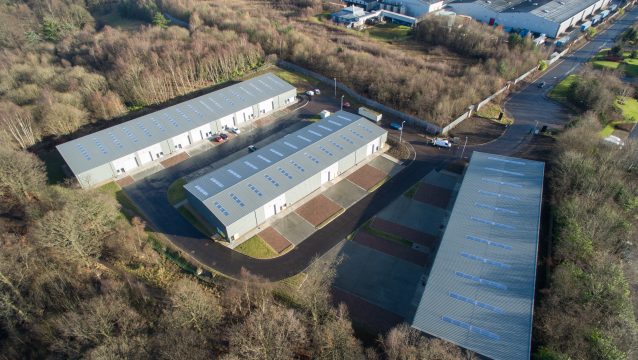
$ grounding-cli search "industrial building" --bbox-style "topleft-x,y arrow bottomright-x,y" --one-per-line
332,5 -> 419,27
56,73 -> 297,188
343,0 -> 444,17
412,152 -> 544,360
184,111 -> 387,243
448,0 -> 612,38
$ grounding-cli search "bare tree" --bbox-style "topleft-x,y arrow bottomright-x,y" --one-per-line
383,324 -> 467,360
312,303 -> 365,360
227,303 -> 308,360
167,278 -> 223,333
297,254 -> 342,326
0,148 -> 46,207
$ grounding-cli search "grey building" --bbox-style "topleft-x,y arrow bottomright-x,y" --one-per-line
184,111 -> 387,242
56,73 -> 297,188
412,151 -> 544,360
449,0 -> 611,38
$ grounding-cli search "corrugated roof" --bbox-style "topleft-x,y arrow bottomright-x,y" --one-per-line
56,73 -> 295,175
184,111 -> 386,225
411,151 -> 544,360
452,0 -> 605,23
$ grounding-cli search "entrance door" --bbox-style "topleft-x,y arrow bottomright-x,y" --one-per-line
320,162 -> 339,184
263,194 -> 286,220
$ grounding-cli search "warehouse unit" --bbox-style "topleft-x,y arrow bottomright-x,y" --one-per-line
184,111 -> 388,243
411,152 -> 544,360
449,0 -> 611,38
56,73 -> 297,188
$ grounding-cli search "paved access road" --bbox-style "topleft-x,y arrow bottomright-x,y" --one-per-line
486,5 -> 638,155
124,7 -> 638,281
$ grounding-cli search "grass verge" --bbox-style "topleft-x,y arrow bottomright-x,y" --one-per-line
177,205 -> 214,237
316,208 -> 345,229
234,235 -> 278,259
404,183 -> 420,198
167,178 -> 187,205
363,223 -> 413,247
548,75 -> 578,103
475,103 -> 513,124
364,23 -> 412,41
615,97 -> 638,122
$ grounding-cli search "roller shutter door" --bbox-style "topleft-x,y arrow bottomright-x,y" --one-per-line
258,98 -> 274,114
172,132 -> 191,150
191,124 -> 212,142
137,143 -> 163,165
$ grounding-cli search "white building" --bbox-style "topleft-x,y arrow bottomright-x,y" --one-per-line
448,0 -> 612,38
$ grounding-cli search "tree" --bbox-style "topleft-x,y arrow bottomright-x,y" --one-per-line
153,12 -> 169,29
0,148 -> 46,207
42,16 -> 61,42
296,254 -> 342,326
228,304 -> 308,360
34,189 -> 119,262
383,324 -> 467,360
311,304 -> 365,360
166,278 -> 222,333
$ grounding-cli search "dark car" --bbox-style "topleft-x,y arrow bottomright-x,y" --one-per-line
219,133 -> 228,140
390,122 -> 403,131
248,145 -> 257,152
538,81 -> 546,88
213,135 -> 224,143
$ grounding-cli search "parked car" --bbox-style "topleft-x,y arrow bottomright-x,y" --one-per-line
538,81 -> 546,88
343,101 -> 351,108
390,122 -> 403,131
314,88 -> 321,95
229,126 -> 240,134
431,138 -> 452,148
305,90 -> 315,96
219,133 -> 228,140
248,145 -> 257,152
213,135 -> 224,143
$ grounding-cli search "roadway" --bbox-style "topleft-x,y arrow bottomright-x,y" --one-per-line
124,6 -> 638,281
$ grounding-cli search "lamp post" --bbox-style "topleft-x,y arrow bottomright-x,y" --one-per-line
460,136 -> 468,159
340,95 -> 344,111
399,120 -> 406,143
334,77 -> 337,97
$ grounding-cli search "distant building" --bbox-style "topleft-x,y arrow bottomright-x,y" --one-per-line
332,5 -> 368,27
412,151 -> 545,360
344,0 -> 444,17
184,111 -> 387,243
56,73 -> 297,188
448,0 -> 612,38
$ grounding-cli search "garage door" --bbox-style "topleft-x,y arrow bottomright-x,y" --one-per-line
190,124 -> 212,142
258,98 -> 274,114
321,162 -> 339,184
236,107 -> 254,124
172,132 -> 191,150
112,154 -> 138,175
218,115 -> 235,130
137,143 -> 163,165
263,194 -> 286,220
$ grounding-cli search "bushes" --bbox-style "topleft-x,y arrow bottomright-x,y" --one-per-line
536,115 -> 638,359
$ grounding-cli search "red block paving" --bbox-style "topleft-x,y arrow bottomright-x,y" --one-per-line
296,195 -> 343,227
354,232 -> 429,266
347,164 -> 388,191
371,218 -> 438,248
413,183 -> 452,209
331,286 -> 404,334
160,152 -> 189,168
116,176 -> 134,187
258,227 -> 292,254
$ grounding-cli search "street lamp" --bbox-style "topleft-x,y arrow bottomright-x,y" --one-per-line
460,136 -> 468,159
334,77 -> 337,97
399,120 -> 406,143
340,95 -> 344,111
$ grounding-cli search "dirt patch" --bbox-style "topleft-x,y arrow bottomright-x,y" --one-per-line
161,152 -> 189,168
413,184 -> 452,209
116,176 -> 134,187
296,194 -> 343,228
347,164 -> 387,191
331,287 -> 404,333
258,227 -> 292,253
354,232 -> 429,266
371,218 -> 438,249
448,117 -> 507,146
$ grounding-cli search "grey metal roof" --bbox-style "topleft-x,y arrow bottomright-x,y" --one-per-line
184,111 -> 386,225
452,0 -> 604,23
56,73 -> 295,175
411,151 -> 544,360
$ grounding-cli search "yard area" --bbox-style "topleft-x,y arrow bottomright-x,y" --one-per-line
591,49 -> 638,76
601,96 -> 638,136
364,23 -> 412,41
234,235 -> 278,259
548,75 -> 578,103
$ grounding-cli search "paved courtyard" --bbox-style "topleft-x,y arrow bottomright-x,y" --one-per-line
258,227 -> 291,253
347,164 -> 388,191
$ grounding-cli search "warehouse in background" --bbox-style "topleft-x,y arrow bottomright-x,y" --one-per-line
184,111 -> 388,243
56,73 -> 297,188
411,151 -> 544,360
448,0 -> 612,38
